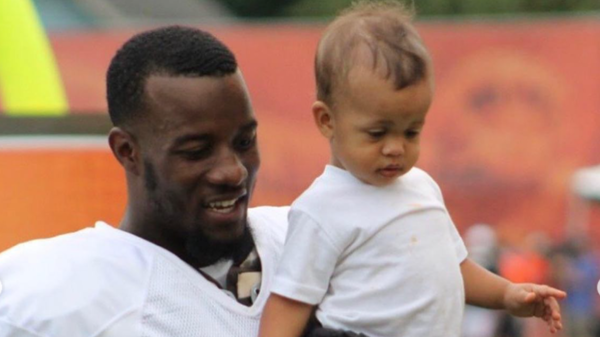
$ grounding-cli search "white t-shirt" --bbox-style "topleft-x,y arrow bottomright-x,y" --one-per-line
270,166 -> 468,337
0,206 -> 288,337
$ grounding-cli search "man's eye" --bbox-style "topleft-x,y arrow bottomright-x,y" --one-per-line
180,147 -> 211,160
237,133 -> 257,150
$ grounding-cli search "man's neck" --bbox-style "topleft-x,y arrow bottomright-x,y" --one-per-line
118,210 -> 200,267
118,209 -> 256,269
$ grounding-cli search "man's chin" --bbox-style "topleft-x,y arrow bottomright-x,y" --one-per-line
207,219 -> 247,242
185,221 -> 253,266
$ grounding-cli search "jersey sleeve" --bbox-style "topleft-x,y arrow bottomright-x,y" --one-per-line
269,208 -> 341,305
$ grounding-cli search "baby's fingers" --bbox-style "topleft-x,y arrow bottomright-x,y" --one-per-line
544,297 -> 563,333
534,285 -> 567,299
549,316 -> 563,334
533,301 -> 545,318
544,296 -> 562,320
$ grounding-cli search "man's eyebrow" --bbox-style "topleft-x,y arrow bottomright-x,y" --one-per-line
172,121 -> 257,147
241,120 -> 258,132
173,134 -> 211,147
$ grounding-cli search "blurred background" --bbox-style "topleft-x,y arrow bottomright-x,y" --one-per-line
0,0 -> 599,336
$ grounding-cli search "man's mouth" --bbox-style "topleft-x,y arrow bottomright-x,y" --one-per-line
203,195 -> 245,214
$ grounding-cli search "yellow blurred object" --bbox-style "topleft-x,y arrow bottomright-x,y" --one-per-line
0,0 -> 68,115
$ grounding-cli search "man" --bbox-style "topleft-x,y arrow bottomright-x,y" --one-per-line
0,26 -> 355,337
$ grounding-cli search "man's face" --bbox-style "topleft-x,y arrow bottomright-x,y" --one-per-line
138,72 -> 260,256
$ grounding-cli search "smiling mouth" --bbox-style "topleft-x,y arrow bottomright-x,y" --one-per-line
203,196 -> 245,214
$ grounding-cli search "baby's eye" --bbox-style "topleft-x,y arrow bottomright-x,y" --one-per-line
405,130 -> 420,139
367,129 -> 386,138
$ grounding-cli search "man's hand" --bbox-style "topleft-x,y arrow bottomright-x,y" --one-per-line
503,283 -> 567,334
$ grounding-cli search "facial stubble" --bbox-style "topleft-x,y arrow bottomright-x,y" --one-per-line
143,160 -> 254,267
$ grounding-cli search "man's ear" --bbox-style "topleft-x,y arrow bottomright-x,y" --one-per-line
312,101 -> 335,140
108,127 -> 141,175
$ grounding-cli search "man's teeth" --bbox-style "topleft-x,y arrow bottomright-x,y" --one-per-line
207,198 -> 238,212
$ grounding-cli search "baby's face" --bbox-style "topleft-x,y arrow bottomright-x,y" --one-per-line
329,67 -> 433,186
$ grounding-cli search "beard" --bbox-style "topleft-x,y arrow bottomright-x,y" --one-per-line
185,224 -> 255,266
144,160 -> 255,267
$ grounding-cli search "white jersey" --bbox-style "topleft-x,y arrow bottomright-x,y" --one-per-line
271,166 -> 467,337
0,206 -> 288,337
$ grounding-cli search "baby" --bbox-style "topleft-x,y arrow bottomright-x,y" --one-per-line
259,2 -> 566,337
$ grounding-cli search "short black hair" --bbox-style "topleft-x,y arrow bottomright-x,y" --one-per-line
106,25 -> 237,126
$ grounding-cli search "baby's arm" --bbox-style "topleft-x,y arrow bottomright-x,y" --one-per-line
461,258 -> 566,333
259,293 -> 314,337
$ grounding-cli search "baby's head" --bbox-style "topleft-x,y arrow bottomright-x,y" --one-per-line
313,1 -> 434,186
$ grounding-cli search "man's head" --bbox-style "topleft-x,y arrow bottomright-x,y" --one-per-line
106,25 -> 238,128
106,26 -> 260,266
312,1 -> 434,186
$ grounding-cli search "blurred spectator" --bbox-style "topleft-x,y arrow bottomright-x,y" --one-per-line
496,231 -> 553,337
462,223 -> 503,337
499,232 -> 550,285
549,237 -> 600,337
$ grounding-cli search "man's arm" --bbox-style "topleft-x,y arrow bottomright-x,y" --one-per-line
259,293 -> 314,337
461,258 -> 566,333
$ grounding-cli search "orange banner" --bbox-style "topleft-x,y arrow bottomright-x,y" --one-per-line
0,20 -> 599,251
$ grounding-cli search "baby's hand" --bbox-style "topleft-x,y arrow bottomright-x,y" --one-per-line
503,283 -> 567,334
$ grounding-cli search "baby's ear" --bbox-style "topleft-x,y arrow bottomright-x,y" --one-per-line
312,101 -> 335,140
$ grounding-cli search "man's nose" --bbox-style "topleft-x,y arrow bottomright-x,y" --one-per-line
207,150 -> 248,186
